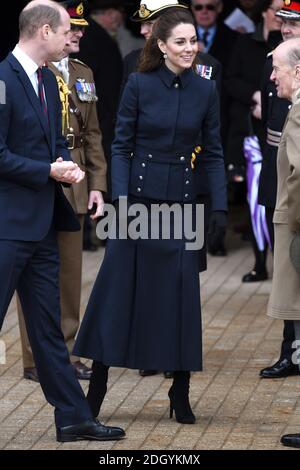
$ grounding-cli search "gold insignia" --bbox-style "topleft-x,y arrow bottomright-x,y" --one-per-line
139,4 -> 150,19
76,2 -> 84,16
284,0 -> 291,6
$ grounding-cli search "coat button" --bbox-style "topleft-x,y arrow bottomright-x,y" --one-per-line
139,175 -> 143,180
174,83 -> 179,88
148,154 -> 153,159
137,187 -> 141,192
141,162 -> 146,167
268,92 -> 273,97
180,156 -> 185,162
185,180 -> 189,185
184,193 -> 189,198
185,167 -> 189,172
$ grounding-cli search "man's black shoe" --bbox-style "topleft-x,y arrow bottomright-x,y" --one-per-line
139,370 -> 157,377
260,358 -> 299,378
56,418 -> 125,442
281,433 -> 300,448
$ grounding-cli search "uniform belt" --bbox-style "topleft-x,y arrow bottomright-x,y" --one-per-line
267,128 -> 282,147
66,133 -> 85,150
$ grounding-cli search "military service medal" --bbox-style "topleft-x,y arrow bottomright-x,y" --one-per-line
75,79 -> 98,102
195,64 -> 213,81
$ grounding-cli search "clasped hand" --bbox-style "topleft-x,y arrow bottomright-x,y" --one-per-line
50,157 -> 85,184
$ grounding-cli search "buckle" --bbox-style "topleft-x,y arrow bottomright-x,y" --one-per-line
66,133 -> 75,150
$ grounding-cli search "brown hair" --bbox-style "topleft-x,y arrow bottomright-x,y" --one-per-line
138,8 -> 197,73
19,4 -> 62,38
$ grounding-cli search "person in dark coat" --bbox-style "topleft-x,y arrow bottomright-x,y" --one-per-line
74,0 -> 123,198
122,0 -> 224,379
258,1 -> 300,381
73,8 -> 227,425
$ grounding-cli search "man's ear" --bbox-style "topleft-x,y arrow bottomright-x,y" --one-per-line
41,24 -> 51,40
295,64 -> 300,80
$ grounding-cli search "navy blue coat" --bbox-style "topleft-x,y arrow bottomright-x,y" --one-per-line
0,53 -> 79,241
111,64 -> 227,210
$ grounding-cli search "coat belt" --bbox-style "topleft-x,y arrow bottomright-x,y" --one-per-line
133,151 -> 194,165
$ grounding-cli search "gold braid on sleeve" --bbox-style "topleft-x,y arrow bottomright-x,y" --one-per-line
56,75 -> 70,135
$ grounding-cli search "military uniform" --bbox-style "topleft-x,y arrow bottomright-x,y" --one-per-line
18,57 -> 107,369
258,53 -> 296,368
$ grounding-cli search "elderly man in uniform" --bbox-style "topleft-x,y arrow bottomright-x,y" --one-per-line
17,0 -> 107,383
259,0 -> 300,380
264,37 -> 300,449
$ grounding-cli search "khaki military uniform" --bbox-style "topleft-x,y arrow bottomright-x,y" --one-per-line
18,58 -> 107,367
268,91 -> 300,321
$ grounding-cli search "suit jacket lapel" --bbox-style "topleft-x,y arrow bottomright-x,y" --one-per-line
7,53 -> 52,151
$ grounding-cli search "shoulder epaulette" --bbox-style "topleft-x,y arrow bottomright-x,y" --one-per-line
69,58 -> 89,68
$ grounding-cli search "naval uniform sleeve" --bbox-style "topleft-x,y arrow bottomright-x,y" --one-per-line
260,58 -> 271,138
111,73 -> 138,201
201,81 -> 227,211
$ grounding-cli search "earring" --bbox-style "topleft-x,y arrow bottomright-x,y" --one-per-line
163,53 -> 167,59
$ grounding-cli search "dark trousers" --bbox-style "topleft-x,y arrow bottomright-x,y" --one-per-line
0,224 -> 92,428
265,206 -> 295,359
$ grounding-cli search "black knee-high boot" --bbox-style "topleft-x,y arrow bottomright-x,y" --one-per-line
168,371 -> 195,424
86,361 -> 109,418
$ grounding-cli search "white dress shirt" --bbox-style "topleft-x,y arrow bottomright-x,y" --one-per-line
52,57 -> 70,84
12,45 -> 40,96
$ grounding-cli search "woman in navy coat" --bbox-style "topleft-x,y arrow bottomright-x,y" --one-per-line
74,8 -> 227,425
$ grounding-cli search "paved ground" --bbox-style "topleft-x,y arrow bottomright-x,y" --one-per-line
1,219 -> 300,451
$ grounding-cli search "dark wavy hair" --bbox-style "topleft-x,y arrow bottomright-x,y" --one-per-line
138,8 -> 197,73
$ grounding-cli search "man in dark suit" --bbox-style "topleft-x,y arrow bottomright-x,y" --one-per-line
0,0 -> 124,442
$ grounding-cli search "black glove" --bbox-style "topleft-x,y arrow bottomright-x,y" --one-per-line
208,211 -> 227,252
